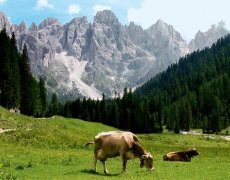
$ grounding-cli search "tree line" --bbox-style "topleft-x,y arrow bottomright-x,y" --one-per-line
1,27 -> 230,134
57,34 -> 230,134
0,28 -> 47,117
49,89 -> 163,133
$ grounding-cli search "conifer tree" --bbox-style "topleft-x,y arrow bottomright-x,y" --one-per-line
223,74 -> 230,105
39,78 -> 47,117
50,93 -> 59,116
210,96 -> 222,133
19,44 -> 34,115
0,28 -> 12,108
71,98 -> 81,118
31,79 -> 42,117
109,101 -> 120,127
0,30 -> 48,116
64,101 -> 72,118
81,97 -> 90,121
9,33 -> 21,109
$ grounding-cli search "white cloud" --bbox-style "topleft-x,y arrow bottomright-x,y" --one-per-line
0,0 -> 7,4
93,5 -> 111,14
68,5 -> 80,14
36,0 -> 53,10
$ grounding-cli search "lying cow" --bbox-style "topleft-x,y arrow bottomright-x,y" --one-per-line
163,148 -> 199,162
86,131 -> 154,174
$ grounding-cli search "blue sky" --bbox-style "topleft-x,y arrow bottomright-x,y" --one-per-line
0,0 -> 141,25
0,0 -> 229,40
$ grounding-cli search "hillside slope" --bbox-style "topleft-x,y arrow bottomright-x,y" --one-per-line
0,106 -> 115,146
135,35 -> 230,133
1,106 -> 230,179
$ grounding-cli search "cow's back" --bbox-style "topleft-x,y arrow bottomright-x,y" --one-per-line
94,131 -> 137,158
164,151 -> 190,161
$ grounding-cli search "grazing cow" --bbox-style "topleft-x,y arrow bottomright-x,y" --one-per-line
163,148 -> 199,162
86,131 -> 154,174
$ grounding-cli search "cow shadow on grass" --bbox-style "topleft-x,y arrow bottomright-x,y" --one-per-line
80,169 -> 120,176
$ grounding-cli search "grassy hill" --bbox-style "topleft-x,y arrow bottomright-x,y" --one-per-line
0,106 -> 230,179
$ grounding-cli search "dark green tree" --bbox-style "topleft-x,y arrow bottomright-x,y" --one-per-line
0,28 -> 13,108
71,98 -> 81,118
109,101 -> 120,127
81,98 -> 90,121
210,96 -> 222,133
8,33 -> 21,109
49,93 -> 59,116
64,101 -> 72,118
39,78 -> 48,117
31,79 -> 42,117
19,44 -> 34,115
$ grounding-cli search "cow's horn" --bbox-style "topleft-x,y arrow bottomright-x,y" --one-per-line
142,154 -> 148,159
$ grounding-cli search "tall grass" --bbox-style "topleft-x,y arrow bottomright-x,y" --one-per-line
0,106 -> 230,179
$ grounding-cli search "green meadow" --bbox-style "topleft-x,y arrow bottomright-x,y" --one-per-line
0,106 -> 230,179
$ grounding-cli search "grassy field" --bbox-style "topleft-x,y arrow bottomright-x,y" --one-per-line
0,106 -> 230,179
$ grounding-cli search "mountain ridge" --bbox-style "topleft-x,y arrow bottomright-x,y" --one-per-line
0,10 -> 229,100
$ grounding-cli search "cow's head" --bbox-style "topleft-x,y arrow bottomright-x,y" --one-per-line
188,148 -> 200,156
140,152 -> 154,171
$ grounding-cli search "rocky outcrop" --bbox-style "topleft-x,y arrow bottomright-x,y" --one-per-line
61,16 -> 89,58
0,11 -> 11,33
189,21 -> 229,51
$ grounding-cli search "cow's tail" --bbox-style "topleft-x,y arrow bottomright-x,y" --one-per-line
85,142 -> 95,148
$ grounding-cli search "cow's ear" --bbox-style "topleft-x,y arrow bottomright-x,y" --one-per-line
147,152 -> 153,158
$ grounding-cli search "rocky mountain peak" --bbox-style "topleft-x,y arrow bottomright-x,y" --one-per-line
128,21 -> 143,32
155,19 -> 166,28
0,11 -> 11,32
153,19 -> 169,31
126,21 -> 144,44
147,19 -> 184,42
94,10 -> 119,25
67,16 -> 89,30
189,21 -> 229,51
0,11 -> 8,24
208,21 -> 228,36
38,17 -> 60,30
60,16 -> 89,58
29,22 -> 38,32
70,16 -> 88,24
19,21 -> 27,32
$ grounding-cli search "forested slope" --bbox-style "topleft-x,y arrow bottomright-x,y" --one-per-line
135,34 -> 230,133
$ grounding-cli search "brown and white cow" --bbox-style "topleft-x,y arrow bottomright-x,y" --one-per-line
163,148 -> 199,162
86,131 -> 154,174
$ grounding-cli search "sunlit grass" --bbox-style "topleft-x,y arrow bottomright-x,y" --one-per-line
0,106 -> 230,179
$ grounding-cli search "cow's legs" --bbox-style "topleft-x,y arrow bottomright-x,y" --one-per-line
121,154 -> 127,173
102,160 -> 108,174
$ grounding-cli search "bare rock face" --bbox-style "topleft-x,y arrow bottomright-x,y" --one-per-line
29,22 -> 38,32
145,20 -> 190,64
61,16 -> 89,59
189,21 -> 229,51
0,11 -> 11,33
19,21 -> 27,33
0,10 -> 228,100
38,17 -> 60,30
